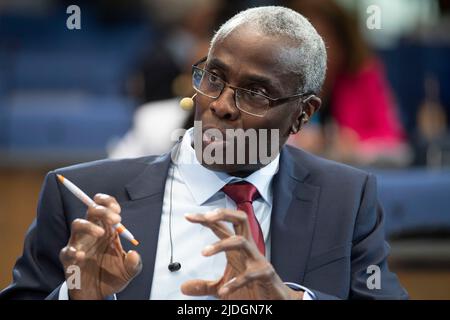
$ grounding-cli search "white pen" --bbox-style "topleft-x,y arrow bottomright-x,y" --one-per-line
56,174 -> 139,246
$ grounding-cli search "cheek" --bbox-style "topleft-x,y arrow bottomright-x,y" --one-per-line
240,114 -> 269,130
263,109 -> 296,131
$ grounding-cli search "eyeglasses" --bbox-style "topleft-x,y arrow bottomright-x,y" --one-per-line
192,57 -> 313,117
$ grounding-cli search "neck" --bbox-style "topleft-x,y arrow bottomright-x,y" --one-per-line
227,170 -> 254,178
200,162 -> 269,178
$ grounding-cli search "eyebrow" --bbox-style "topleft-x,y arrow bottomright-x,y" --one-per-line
207,58 -> 228,71
206,58 -> 282,96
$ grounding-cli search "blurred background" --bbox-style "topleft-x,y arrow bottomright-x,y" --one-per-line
1,0 -> 449,299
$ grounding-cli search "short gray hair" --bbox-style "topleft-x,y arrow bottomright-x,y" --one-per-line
210,6 -> 327,94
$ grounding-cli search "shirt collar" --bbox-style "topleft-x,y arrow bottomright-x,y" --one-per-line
177,128 -> 280,206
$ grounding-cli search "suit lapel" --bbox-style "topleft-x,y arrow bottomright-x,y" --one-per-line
270,147 -> 320,284
114,145 -> 319,297
116,152 -> 172,300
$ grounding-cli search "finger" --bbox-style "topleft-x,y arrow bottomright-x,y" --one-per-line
110,232 -> 124,253
208,208 -> 248,237
186,209 -> 249,237
202,235 -> 260,260
60,245 -> 86,267
86,204 -> 121,226
68,218 -> 108,255
208,221 -> 234,240
123,250 -> 142,280
218,267 -> 276,297
185,214 -> 233,240
93,193 -> 121,214
69,218 -> 105,243
181,279 -> 218,296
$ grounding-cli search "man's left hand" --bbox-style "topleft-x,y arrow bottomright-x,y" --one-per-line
181,208 -> 304,300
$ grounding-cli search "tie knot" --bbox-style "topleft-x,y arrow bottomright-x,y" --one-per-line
222,182 -> 260,204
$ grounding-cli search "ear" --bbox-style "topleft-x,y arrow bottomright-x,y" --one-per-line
290,95 -> 322,134
303,95 -> 321,117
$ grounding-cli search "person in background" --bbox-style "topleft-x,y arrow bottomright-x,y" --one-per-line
110,0 -> 229,158
133,0 -> 224,103
286,0 -> 411,167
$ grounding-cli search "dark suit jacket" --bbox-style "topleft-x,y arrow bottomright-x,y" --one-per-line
0,145 -> 408,300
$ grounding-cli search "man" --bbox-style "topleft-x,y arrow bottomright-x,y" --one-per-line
0,6 -> 407,300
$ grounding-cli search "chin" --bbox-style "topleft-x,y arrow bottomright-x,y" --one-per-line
202,162 -> 266,177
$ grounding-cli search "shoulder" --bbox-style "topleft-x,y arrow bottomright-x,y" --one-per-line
47,153 -> 170,201
283,145 -> 371,188
54,154 -> 164,177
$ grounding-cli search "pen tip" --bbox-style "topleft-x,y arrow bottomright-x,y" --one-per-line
131,239 -> 139,246
56,174 -> 64,183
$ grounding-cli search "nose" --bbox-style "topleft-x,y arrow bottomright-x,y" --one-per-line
209,86 -> 240,121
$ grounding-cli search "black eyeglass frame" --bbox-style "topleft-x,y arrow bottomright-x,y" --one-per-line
192,56 -> 315,117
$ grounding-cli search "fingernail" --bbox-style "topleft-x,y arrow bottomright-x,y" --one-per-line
109,215 -> 121,224
219,287 -> 229,296
184,213 -> 195,219
202,245 -> 214,255
135,256 -> 143,269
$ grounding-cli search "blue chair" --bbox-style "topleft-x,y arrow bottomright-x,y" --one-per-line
372,169 -> 450,237
2,93 -> 134,163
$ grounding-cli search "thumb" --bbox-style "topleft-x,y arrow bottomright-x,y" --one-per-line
181,279 -> 218,296
123,250 -> 142,279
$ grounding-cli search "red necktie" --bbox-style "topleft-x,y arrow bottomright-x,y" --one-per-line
222,182 -> 265,256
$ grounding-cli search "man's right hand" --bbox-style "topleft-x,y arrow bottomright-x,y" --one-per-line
59,193 -> 142,300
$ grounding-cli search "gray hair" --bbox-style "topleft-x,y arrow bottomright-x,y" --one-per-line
210,6 -> 327,94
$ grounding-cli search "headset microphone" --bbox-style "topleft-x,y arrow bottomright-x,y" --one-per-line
179,94 -> 197,111
166,97 -> 195,271
167,138 -> 183,272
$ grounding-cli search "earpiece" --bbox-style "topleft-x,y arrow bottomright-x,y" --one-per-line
179,94 -> 197,111
167,139 -> 183,272
301,111 -> 309,123
168,262 -> 181,272
290,112 -> 309,134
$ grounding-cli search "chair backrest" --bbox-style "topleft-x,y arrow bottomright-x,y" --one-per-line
373,169 -> 450,238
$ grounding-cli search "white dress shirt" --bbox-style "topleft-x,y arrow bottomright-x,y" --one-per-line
59,128 -> 313,299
